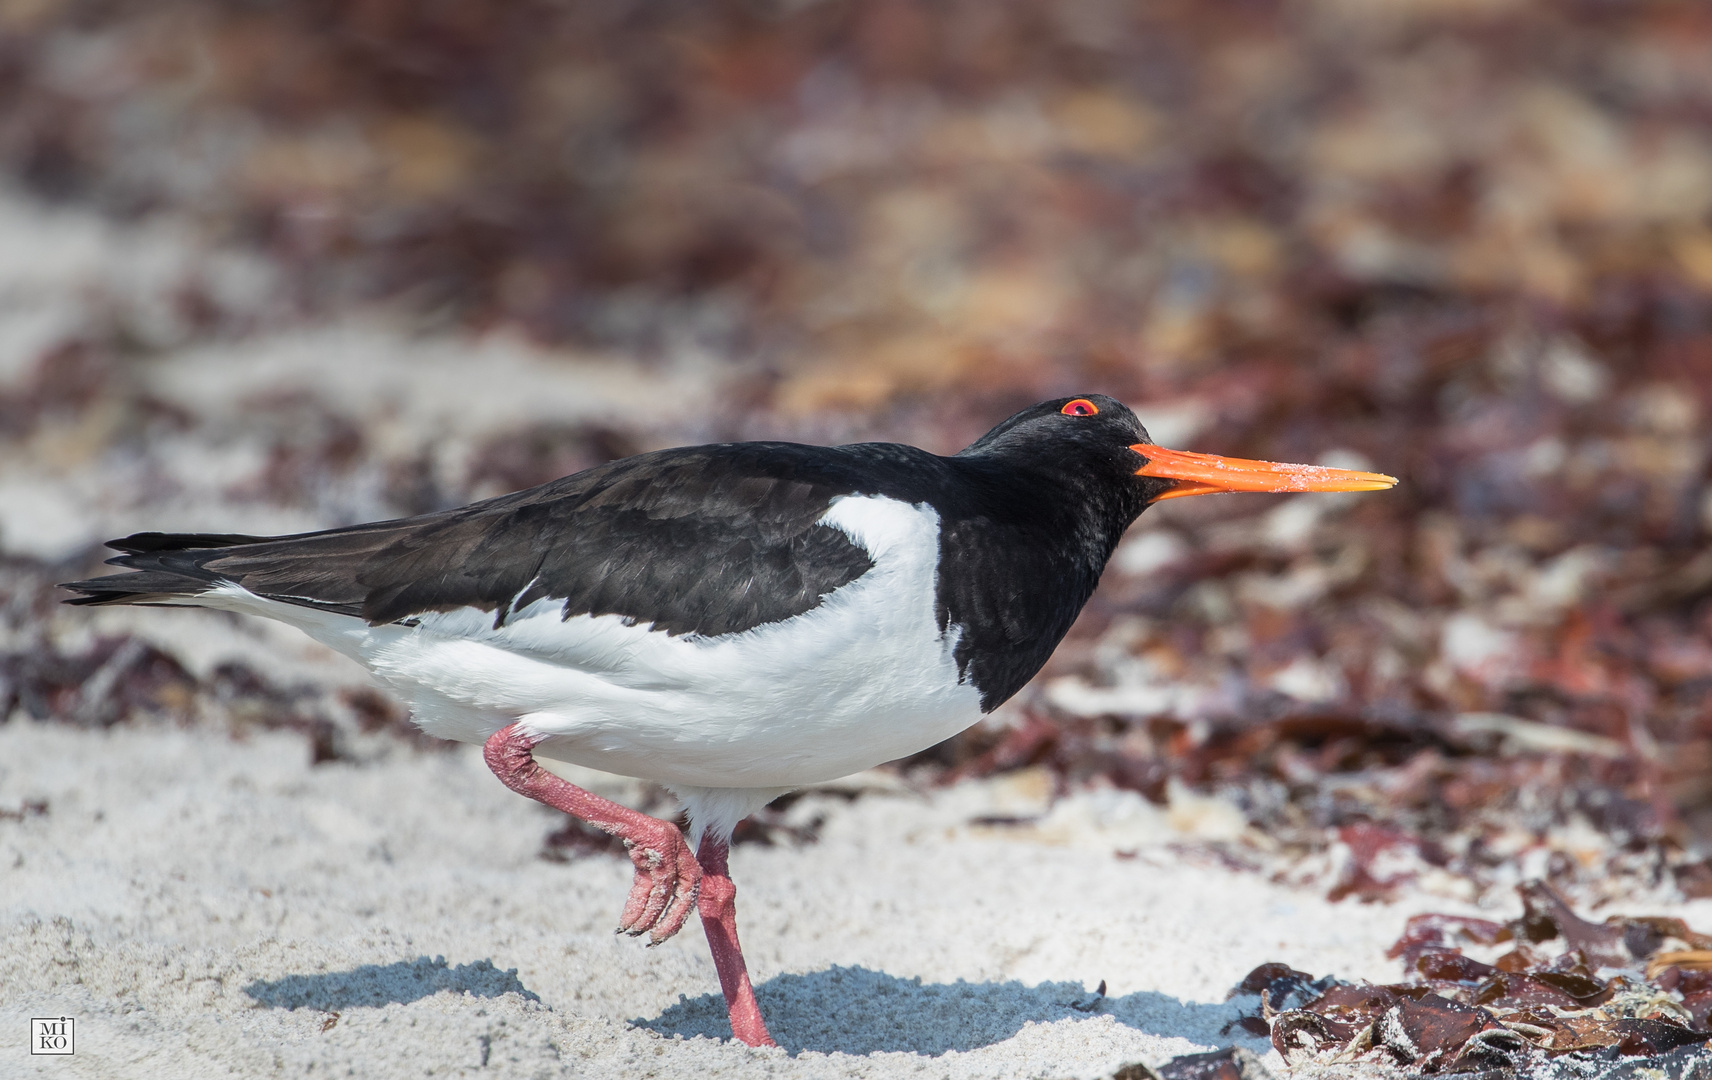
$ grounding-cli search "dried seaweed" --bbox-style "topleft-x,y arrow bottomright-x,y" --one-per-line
1227,881 -> 1712,1074
0,618 -> 428,765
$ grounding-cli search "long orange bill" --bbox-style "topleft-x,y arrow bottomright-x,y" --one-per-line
1132,444 -> 1399,501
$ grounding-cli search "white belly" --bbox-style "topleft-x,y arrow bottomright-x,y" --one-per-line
205,495 -> 984,790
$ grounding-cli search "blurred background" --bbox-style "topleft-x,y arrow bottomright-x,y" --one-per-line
4,0 -> 1712,907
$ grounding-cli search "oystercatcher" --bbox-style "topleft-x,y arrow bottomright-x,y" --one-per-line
62,394 -> 1395,1046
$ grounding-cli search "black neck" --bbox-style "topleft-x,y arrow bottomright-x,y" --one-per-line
931,443 -> 1152,710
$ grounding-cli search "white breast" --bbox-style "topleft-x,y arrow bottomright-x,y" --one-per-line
207,495 -> 985,791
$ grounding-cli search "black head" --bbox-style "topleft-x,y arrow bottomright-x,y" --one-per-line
955,394 -> 1174,509
959,392 -> 1399,511
959,394 -> 1148,453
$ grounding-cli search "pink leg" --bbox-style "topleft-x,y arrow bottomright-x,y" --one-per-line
696,836 -> 776,1047
483,724 -> 699,944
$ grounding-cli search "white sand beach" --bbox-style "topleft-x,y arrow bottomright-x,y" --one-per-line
2,715 -> 1521,1080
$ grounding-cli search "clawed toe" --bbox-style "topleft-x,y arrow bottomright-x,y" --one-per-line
614,828 -> 701,943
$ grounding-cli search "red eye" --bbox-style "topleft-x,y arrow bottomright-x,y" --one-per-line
1061,398 -> 1099,416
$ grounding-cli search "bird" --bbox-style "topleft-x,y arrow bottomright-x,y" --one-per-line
61,393 -> 1397,1047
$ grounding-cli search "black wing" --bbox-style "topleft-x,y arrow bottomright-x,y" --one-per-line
62,443 -> 891,639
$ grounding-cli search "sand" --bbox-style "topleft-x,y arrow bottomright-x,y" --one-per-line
0,715 -> 1509,1080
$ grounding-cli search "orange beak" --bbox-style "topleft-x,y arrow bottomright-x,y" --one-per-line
1132,444 -> 1399,501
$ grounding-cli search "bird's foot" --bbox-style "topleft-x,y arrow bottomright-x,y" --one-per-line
617,821 -> 701,944
481,724 -> 702,945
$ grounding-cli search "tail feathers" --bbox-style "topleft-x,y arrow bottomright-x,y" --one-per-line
60,531 -> 267,606
60,570 -> 217,606
106,531 -> 270,554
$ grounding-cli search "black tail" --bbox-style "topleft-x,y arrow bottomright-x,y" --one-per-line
106,532 -> 269,554
59,532 -> 269,606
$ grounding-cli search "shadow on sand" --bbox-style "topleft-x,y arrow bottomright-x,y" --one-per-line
635,966 -> 1246,1056
244,955 -> 541,1011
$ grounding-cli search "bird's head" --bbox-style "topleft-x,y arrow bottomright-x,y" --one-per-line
961,393 -> 1398,506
